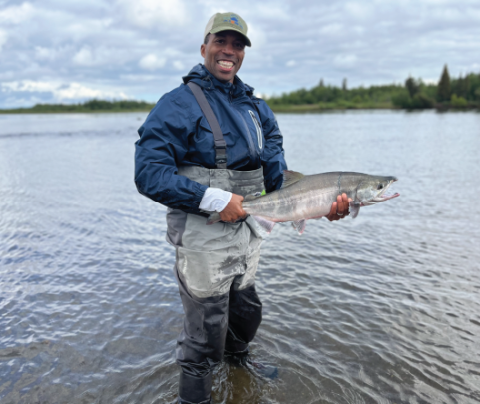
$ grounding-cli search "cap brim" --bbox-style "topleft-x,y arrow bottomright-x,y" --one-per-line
209,26 -> 251,47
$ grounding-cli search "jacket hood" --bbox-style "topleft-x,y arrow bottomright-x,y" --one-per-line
182,64 -> 255,96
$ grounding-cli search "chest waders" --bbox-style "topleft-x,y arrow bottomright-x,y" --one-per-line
169,82 -> 265,404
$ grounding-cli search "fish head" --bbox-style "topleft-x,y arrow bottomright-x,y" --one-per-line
355,175 -> 400,206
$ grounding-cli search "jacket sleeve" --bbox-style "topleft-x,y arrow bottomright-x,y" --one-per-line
134,92 -> 208,213
257,100 -> 287,193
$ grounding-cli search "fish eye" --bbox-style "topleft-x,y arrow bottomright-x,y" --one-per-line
377,184 -> 384,190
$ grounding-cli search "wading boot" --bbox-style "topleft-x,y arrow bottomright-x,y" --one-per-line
224,350 -> 278,380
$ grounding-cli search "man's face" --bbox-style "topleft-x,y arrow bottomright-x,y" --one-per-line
201,31 -> 246,83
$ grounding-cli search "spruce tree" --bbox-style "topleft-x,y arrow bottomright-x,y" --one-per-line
405,77 -> 419,98
437,65 -> 451,102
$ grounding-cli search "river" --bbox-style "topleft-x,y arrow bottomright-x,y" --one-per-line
0,111 -> 479,403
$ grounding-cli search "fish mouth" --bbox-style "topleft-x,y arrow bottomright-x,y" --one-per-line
372,192 -> 400,202
372,178 -> 399,202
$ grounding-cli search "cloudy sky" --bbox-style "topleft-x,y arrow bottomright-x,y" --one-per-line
0,0 -> 479,108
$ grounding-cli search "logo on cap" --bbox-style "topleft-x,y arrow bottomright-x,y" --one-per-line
224,15 -> 243,29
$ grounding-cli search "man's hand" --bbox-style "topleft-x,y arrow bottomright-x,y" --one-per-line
219,194 -> 247,223
326,193 -> 352,222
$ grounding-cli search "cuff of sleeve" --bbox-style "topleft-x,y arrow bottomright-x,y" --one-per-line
199,188 -> 233,212
192,183 -> 209,207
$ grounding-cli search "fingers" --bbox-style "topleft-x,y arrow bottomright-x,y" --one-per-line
337,193 -> 349,216
326,194 -> 351,222
329,201 -> 337,216
326,201 -> 339,221
219,193 -> 247,223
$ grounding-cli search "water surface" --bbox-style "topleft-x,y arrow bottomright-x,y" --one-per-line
1,111 -> 479,403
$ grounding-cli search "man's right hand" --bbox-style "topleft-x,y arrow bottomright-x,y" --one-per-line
219,193 -> 247,223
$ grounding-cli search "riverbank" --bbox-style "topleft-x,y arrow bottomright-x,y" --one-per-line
1,102 -> 478,114
268,102 -> 479,113
269,102 -> 395,113
0,107 -> 153,114
0,100 -> 156,114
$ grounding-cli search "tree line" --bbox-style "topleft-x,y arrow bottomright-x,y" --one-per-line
266,65 -> 480,111
2,66 -> 479,114
0,99 -> 156,114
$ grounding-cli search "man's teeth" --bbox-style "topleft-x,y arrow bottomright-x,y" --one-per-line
218,61 -> 233,68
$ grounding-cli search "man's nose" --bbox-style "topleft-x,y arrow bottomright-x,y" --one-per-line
222,43 -> 234,55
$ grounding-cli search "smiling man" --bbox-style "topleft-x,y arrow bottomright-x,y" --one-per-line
134,12 -> 349,404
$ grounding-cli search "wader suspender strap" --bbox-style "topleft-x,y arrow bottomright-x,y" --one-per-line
187,82 -> 227,169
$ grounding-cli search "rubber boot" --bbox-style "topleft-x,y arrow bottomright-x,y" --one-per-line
178,399 -> 211,404
178,371 -> 212,404
224,349 -> 279,380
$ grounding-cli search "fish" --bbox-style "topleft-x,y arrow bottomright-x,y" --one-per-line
207,170 -> 400,235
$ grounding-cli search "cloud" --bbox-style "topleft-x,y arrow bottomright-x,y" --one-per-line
173,60 -> 185,71
333,54 -> 358,68
72,46 -> 94,66
0,0 -> 479,107
1,80 -> 128,103
119,0 -> 188,29
319,23 -> 343,36
0,29 -> 7,51
139,54 -> 167,71
0,2 -> 34,24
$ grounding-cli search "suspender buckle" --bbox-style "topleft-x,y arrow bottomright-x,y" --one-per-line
214,139 -> 226,149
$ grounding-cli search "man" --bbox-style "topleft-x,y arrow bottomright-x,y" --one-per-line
134,12 -> 350,404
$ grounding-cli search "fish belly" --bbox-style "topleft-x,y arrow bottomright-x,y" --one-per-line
244,185 -> 338,222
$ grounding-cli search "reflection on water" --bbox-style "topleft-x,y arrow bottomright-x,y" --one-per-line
1,111 -> 479,403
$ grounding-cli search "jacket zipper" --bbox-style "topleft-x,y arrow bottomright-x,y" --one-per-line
248,110 -> 263,149
229,90 -> 258,162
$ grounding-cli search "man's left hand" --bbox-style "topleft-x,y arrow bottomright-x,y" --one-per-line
326,193 -> 352,222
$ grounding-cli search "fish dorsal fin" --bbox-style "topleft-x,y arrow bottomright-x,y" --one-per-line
281,170 -> 305,188
244,194 -> 261,202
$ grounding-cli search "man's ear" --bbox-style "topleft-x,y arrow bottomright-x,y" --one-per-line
200,44 -> 206,58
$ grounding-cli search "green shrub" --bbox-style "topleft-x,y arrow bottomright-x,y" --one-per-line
450,94 -> 468,108
392,92 -> 411,108
410,93 -> 434,109
351,95 -> 363,104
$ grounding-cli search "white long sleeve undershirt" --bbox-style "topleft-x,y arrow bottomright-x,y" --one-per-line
199,188 -> 233,212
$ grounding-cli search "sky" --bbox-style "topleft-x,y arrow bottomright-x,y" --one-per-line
0,0 -> 479,108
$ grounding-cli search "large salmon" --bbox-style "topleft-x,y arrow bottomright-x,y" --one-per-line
208,170 -> 399,234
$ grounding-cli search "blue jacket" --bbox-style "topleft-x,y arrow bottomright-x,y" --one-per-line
134,64 -> 287,215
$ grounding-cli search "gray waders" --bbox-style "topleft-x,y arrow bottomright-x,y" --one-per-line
168,82 -> 265,404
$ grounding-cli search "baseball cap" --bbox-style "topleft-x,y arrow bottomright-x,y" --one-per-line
204,12 -> 251,47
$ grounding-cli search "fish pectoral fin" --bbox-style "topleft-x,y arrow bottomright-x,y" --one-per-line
291,219 -> 307,235
281,170 -> 305,188
206,212 -> 221,225
253,216 -> 275,234
349,202 -> 361,219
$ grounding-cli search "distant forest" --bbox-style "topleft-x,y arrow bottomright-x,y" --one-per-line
265,65 -> 480,112
1,65 -> 479,114
0,99 -> 156,114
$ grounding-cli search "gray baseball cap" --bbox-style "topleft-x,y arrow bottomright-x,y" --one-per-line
204,12 -> 251,47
